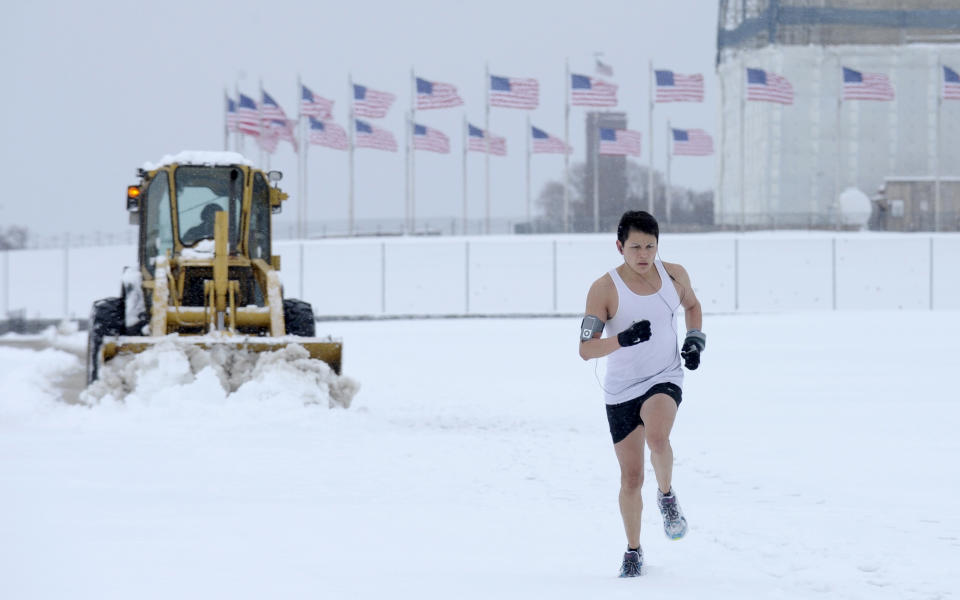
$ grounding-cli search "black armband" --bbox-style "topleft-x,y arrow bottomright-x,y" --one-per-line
580,315 -> 604,342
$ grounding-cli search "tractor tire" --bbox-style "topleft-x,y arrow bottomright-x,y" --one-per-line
283,298 -> 316,337
86,297 -> 125,384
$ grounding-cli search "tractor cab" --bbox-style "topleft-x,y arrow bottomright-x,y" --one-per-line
131,157 -> 280,278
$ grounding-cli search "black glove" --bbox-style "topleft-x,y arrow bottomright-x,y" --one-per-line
617,320 -> 651,347
681,329 -> 706,370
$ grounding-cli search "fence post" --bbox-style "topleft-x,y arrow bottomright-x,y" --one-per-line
832,238 -> 837,310
929,236 -> 935,310
552,239 -> 558,313
733,238 -> 739,311
2,251 -> 7,317
63,246 -> 70,319
299,241 -> 305,301
465,241 -> 470,315
381,242 -> 387,315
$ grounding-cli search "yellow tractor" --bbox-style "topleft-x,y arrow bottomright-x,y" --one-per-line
86,151 -> 341,383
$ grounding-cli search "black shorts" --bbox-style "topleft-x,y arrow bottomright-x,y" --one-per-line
605,382 -> 682,444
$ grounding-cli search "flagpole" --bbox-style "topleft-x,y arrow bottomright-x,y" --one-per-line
258,79 -> 265,169
462,113 -> 468,235
648,60 -> 655,214
666,120 -> 672,224
739,66 -> 746,232
935,57 -> 943,232
235,76 -> 243,155
302,87 -> 309,239
525,114 -> 531,226
484,62 -> 491,235
296,75 -> 304,240
405,110 -> 411,235
348,73 -> 355,236
835,80 -> 843,232
410,67 -> 417,234
563,58 -> 571,233
223,89 -> 229,151
593,124 -> 599,233
717,69 -> 726,225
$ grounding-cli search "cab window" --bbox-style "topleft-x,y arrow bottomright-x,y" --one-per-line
249,173 -> 271,260
175,166 -> 242,249
143,172 -> 173,274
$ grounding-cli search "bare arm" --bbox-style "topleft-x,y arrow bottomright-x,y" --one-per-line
665,262 -> 702,332
578,276 -> 621,361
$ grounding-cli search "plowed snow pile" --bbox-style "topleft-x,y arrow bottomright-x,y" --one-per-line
0,347 -> 78,418
81,341 -> 358,408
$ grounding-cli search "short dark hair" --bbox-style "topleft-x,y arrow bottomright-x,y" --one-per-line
617,211 -> 659,243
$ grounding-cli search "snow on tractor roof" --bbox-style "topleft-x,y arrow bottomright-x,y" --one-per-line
142,151 -> 253,171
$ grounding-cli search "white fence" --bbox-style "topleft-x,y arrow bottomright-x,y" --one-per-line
2,232 -> 959,320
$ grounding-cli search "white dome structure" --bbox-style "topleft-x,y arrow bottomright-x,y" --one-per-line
837,187 -> 872,229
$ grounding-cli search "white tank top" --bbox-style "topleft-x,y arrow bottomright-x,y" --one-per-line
602,257 -> 684,405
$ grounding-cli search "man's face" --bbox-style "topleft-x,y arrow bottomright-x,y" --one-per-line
617,230 -> 658,275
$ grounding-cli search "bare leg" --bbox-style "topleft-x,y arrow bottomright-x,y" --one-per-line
613,425 -> 646,548
639,394 -> 678,494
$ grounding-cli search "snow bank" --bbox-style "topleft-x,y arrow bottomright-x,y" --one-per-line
0,347 -> 79,420
0,321 -> 87,354
81,341 -> 358,409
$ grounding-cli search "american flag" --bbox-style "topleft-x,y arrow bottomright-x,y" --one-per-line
260,90 -> 288,122
301,84 -> 333,119
746,68 -> 794,104
416,77 -> 464,109
489,75 -> 539,109
257,129 -> 279,153
354,119 -> 397,152
570,74 -> 617,107
655,70 -> 705,102
226,96 -> 239,132
842,67 -> 894,101
237,93 -> 261,135
467,124 -> 506,156
942,66 -> 960,101
530,126 -> 570,154
595,58 -> 613,77
353,84 -> 395,118
266,119 -> 297,150
412,123 -> 450,154
598,128 -> 641,156
671,128 -> 714,156
308,117 -> 347,150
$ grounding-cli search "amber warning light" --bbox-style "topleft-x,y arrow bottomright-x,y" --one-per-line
126,185 -> 142,211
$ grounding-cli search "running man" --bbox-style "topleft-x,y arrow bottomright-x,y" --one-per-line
578,210 -> 705,578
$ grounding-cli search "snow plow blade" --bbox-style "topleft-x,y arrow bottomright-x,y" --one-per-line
100,336 -> 343,375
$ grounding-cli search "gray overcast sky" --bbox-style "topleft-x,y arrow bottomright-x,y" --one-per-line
1,0 -> 718,238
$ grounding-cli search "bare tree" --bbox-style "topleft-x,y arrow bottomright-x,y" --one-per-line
0,226 -> 28,250
532,160 -> 713,232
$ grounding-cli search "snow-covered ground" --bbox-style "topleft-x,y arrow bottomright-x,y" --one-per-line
1,312 -> 958,599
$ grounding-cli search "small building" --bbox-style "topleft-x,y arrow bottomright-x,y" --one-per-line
871,176 -> 960,231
